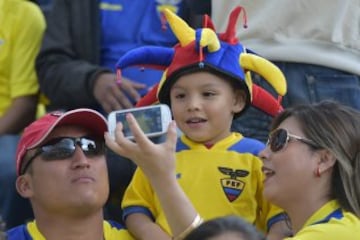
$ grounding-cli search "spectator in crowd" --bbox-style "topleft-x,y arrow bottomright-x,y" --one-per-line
36,0 -> 201,113
259,100 -> 360,239
6,109 -> 133,240
184,215 -> 266,240
115,8 -> 290,240
106,100 -> 360,240
35,0 -> 202,222
191,0 -> 360,142
6,108 -> 260,240
0,0 -> 45,229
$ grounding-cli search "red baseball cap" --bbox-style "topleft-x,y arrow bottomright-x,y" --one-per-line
16,108 -> 107,176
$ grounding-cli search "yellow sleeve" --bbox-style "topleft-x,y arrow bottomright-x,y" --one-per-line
121,167 -> 158,220
11,1 -> 45,98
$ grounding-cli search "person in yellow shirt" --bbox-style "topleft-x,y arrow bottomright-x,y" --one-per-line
114,7 -> 289,240
259,100 -> 360,240
6,109 -> 133,240
106,100 -> 360,240
0,0 -> 45,229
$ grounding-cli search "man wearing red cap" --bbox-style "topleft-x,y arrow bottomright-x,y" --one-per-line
5,109 -> 133,240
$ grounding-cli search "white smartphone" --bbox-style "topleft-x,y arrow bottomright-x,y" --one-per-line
108,104 -> 172,140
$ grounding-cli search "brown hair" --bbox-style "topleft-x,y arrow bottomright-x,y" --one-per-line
184,215 -> 265,240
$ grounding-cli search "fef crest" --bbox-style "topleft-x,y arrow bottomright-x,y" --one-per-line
218,167 -> 249,202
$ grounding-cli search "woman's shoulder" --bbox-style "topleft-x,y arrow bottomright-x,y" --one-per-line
291,212 -> 360,240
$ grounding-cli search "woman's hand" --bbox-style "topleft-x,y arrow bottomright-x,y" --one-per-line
105,113 -> 178,179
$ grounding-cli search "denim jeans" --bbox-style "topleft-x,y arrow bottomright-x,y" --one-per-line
0,135 -> 33,229
231,62 -> 360,143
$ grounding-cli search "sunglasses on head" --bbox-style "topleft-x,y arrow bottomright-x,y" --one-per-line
21,136 -> 105,175
266,128 -> 320,152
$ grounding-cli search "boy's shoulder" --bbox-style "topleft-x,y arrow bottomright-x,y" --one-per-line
176,133 -> 265,155
228,136 -> 265,155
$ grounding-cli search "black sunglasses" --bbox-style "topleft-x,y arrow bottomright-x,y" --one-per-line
21,136 -> 105,175
266,128 -> 320,152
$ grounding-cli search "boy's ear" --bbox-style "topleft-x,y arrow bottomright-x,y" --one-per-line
232,89 -> 246,114
16,175 -> 34,199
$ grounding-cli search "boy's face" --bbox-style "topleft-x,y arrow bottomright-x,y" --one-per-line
170,71 -> 245,145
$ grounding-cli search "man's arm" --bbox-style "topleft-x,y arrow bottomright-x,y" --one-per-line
36,0 -> 102,109
36,0 -> 145,111
0,97 -> 37,134
3,1 -> 43,134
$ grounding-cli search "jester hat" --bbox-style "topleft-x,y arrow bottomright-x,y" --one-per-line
115,7 -> 287,118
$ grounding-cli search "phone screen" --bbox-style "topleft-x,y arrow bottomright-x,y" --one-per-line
116,107 -> 163,137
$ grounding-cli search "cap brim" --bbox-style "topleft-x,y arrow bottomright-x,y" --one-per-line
28,108 -> 107,149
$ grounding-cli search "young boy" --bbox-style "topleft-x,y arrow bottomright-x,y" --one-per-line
115,7 -> 289,240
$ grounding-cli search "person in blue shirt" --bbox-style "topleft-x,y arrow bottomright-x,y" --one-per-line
36,0 -> 201,113
36,0 -> 202,223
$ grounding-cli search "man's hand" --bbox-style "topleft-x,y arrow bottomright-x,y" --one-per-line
93,73 -> 146,113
